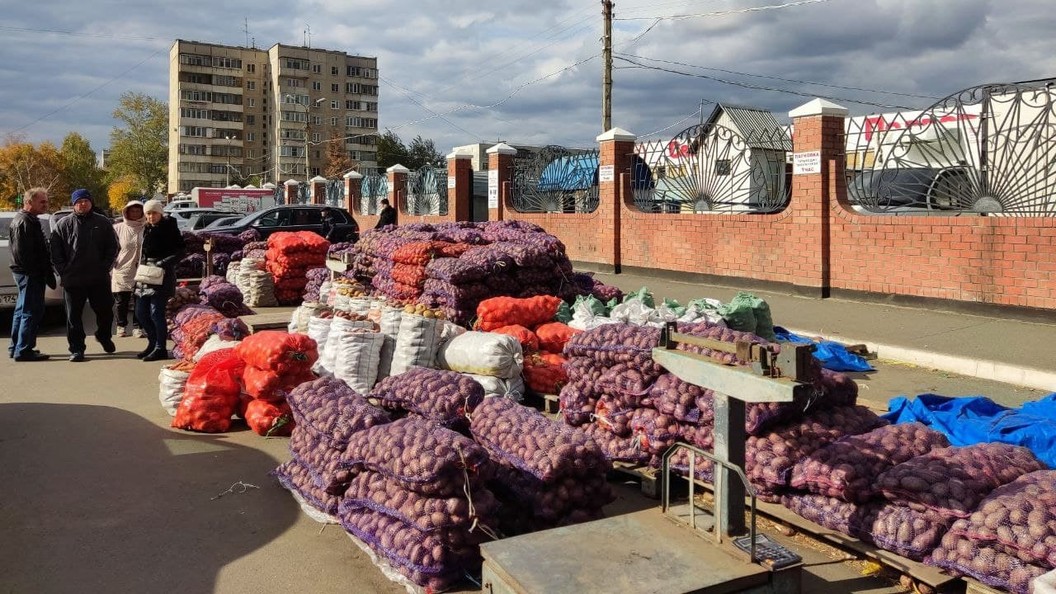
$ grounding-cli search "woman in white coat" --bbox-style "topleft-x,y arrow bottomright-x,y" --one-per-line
112,201 -> 145,337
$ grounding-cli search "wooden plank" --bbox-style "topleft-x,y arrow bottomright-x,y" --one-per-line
240,312 -> 292,333
609,461 -> 665,499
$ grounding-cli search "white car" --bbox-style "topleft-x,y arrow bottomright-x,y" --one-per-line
0,212 -> 64,310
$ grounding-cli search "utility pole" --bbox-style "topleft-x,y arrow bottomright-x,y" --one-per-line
602,0 -> 614,133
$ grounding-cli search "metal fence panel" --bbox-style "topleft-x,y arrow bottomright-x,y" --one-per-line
407,165 -> 449,216
325,179 -> 344,208
511,146 -> 600,214
360,173 -> 388,216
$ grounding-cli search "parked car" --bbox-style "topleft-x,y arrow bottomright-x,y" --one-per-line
164,199 -> 199,212
202,215 -> 245,230
0,212 -> 64,310
203,205 -> 359,242
185,211 -> 241,231
847,166 -> 973,211
169,208 -> 231,231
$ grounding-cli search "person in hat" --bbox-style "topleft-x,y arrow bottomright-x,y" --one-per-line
375,198 -> 397,229
111,201 -> 146,338
8,187 -> 55,361
50,188 -> 120,362
134,199 -> 184,362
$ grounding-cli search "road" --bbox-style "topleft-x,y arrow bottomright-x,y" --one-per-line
0,310 -> 1046,594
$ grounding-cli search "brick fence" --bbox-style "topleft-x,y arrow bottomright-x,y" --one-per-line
326,98 -> 1056,316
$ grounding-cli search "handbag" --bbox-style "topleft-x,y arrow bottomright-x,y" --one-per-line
135,263 -> 165,286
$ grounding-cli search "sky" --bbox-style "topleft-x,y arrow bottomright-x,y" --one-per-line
1,0 -> 1055,156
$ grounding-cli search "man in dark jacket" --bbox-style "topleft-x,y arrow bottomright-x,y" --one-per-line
375,198 -> 397,229
50,189 -> 120,362
8,187 -> 55,361
320,207 -> 338,241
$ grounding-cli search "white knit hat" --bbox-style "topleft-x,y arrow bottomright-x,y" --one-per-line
143,199 -> 165,214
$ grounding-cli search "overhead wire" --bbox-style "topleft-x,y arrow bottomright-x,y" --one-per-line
614,0 -> 837,21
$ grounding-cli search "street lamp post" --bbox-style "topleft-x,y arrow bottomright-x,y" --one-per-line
224,134 -> 234,186
284,95 -> 326,184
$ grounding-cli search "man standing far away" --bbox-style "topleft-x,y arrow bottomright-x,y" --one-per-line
375,198 -> 397,229
50,189 -> 120,362
8,187 -> 55,361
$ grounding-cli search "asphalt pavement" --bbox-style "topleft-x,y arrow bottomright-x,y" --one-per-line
1,289 -> 1052,594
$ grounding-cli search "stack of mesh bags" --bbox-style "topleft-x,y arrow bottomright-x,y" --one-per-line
274,376 -> 392,520
237,257 -> 277,307
338,416 -> 499,591
350,221 -> 584,326
265,231 -> 329,305
470,396 -> 614,534
198,275 -> 254,318
927,469 -> 1056,594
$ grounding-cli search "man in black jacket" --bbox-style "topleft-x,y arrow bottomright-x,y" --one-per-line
50,189 -> 120,362
375,198 -> 397,229
8,187 -> 55,361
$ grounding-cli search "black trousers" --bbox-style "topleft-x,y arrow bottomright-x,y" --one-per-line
113,291 -> 140,328
63,282 -> 114,354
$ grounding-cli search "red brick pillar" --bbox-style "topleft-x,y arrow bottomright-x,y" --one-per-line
788,99 -> 848,296
447,152 -> 472,222
283,179 -> 299,204
486,143 -> 517,221
343,171 -> 362,213
596,128 -> 635,273
309,176 -> 328,205
387,164 -> 409,217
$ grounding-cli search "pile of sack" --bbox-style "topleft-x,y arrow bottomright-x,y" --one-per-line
266,232 -> 329,305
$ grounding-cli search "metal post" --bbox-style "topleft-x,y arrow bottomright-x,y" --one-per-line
713,391 -> 747,537
602,0 -> 613,133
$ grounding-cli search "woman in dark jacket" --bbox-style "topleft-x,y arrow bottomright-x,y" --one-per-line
135,199 -> 185,361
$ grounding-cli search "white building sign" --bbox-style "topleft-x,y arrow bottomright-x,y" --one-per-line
487,169 -> 499,208
793,151 -> 822,175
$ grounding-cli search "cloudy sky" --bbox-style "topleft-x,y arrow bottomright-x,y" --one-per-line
1,0 -> 1054,156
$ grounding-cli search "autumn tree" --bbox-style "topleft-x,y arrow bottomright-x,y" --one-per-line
108,92 -> 167,198
59,132 -> 107,210
324,130 -> 358,179
107,174 -> 139,207
0,135 -> 63,210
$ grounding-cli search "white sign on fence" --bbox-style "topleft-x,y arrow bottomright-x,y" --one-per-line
447,176 -> 457,189
488,169 -> 499,208
598,165 -> 615,183
793,151 -> 822,175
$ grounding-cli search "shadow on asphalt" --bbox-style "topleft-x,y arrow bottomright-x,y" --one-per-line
0,402 -> 296,593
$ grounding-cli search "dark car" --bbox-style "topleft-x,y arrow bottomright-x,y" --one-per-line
185,211 -> 241,231
848,166 -> 973,211
203,204 -> 360,242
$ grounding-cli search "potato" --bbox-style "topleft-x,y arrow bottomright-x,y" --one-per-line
782,494 -> 881,541
273,458 -> 342,516
869,503 -> 951,561
930,532 -> 1048,594
369,367 -> 485,428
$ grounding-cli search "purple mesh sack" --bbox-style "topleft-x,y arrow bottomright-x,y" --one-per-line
928,533 -> 1048,594
870,503 -> 951,561
272,458 -> 342,516
876,443 -> 1045,519
628,408 -> 681,456
470,396 -> 609,483
563,324 -> 663,374
649,373 -> 713,424
286,376 -> 391,446
781,493 -> 880,541
581,422 -> 650,465
339,507 -> 478,591
747,405 -> 888,490
596,362 -> 661,401
592,395 -> 634,437
948,470 -> 1056,568
341,417 -> 492,497
288,428 -> 352,494
558,381 -> 597,427
488,463 -> 614,524
368,367 -> 484,428
340,471 -> 499,548
789,422 -> 950,503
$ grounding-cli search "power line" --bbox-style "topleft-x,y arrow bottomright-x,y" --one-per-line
614,0 -> 837,21
616,52 -> 941,101
378,75 -> 480,139
613,54 -> 919,110
0,24 -> 169,42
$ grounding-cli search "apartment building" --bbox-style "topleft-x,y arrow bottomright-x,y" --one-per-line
168,39 -> 379,194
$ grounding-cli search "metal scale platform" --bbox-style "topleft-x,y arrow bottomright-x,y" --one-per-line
480,324 -> 816,594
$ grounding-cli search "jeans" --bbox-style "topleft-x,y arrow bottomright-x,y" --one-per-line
9,273 -> 46,358
113,291 -> 139,328
63,283 -> 114,355
135,291 -> 169,354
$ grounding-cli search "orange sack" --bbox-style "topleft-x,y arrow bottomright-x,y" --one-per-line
476,295 -> 563,332
172,349 -> 245,433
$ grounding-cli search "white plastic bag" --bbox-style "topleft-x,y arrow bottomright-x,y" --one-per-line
389,313 -> 441,376
609,300 -> 660,326
1035,569 -> 1056,594
376,306 -> 404,380
158,366 -> 190,416
307,315 -> 334,373
333,329 -> 386,395
193,335 -> 239,362
438,331 -> 523,379
467,373 -> 525,401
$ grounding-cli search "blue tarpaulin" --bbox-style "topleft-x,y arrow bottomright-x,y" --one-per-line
538,154 -> 653,192
884,393 -> 1056,468
773,326 -> 874,372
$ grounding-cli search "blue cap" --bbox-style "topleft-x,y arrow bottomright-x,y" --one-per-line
71,188 -> 92,205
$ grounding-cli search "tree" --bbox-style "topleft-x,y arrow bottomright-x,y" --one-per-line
107,174 -> 138,207
108,92 -> 167,198
376,130 -> 410,171
408,135 -> 444,169
0,134 -> 63,210
324,130 -> 358,179
60,132 -> 107,210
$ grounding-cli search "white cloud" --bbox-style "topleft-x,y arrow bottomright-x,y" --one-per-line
0,0 -> 1053,159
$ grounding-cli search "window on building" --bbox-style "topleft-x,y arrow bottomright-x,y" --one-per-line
330,116 -> 338,126
312,81 -> 321,91
247,98 -> 255,107
247,132 -> 255,142
331,66 -> 339,76
331,83 -> 339,93
247,81 -> 256,90
330,100 -> 338,109
212,57 -> 242,69
312,64 -> 321,73
246,115 -> 255,125
247,63 -> 255,73
312,132 -> 321,143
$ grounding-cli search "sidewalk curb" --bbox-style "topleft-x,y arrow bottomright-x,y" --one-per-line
784,328 -> 1056,394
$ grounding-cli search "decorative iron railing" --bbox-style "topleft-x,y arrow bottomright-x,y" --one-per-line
844,79 -> 1056,216
325,179 -> 344,208
407,165 -> 449,216
511,146 -> 601,214
360,173 -> 388,216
